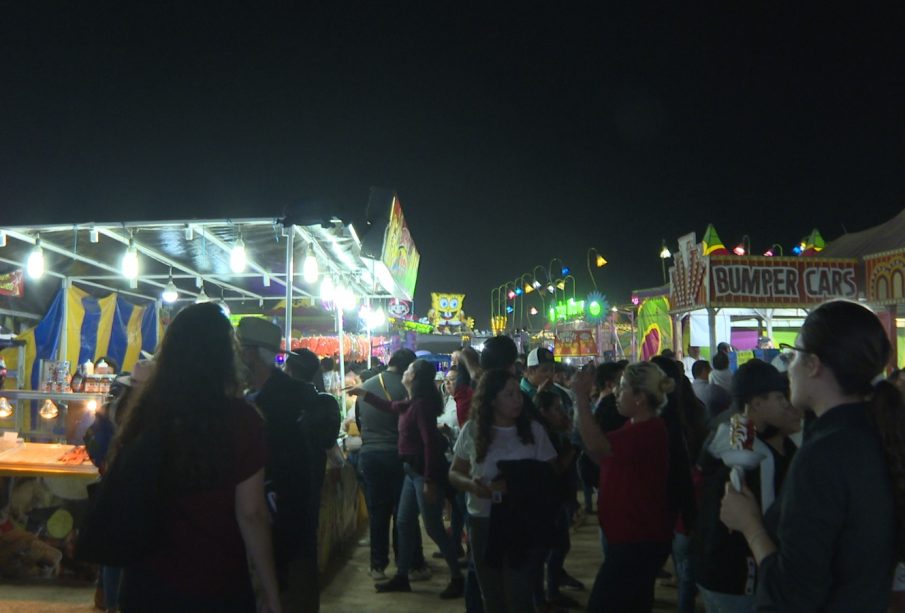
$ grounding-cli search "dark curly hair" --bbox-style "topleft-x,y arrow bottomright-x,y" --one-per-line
469,369 -> 534,462
111,302 -> 241,493
800,300 -> 905,562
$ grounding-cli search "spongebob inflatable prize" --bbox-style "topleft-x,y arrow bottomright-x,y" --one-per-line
429,292 -> 471,333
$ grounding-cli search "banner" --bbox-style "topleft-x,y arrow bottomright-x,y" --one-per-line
387,298 -> 414,321
708,256 -> 858,307
0,269 -> 24,297
636,295 -> 673,360
555,329 -> 597,357
380,195 -> 420,299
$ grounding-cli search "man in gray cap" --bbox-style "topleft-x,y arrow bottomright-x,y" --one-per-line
237,317 -> 339,612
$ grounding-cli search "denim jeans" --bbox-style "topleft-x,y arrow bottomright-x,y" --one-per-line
545,505 -> 572,599
102,566 -> 122,610
359,450 -> 424,571
672,531 -> 697,613
469,516 -> 543,613
449,490 -> 467,556
587,541 -> 671,613
465,512 -> 486,613
396,464 -> 462,578
697,585 -> 756,613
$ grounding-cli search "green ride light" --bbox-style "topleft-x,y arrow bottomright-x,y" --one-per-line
588,301 -> 601,317
548,307 -> 556,321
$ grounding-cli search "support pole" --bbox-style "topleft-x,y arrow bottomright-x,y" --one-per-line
366,297 -> 372,369
337,305 -> 346,395
707,307 -> 718,359
59,278 -> 69,367
283,227 -> 294,352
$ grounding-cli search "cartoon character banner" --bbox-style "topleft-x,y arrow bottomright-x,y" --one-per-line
380,195 -> 420,299
387,298 -> 414,321
555,329 -> 597,357
428,292 -> 474,333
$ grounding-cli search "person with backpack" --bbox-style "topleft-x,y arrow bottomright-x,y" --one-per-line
238,318 -> 339,613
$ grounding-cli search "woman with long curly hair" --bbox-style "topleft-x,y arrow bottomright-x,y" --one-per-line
111,303 -> 280,612
448,369 -> 556,612
722,300 -> 905,611
573,360 -> 677,612
349,358 -> 465,598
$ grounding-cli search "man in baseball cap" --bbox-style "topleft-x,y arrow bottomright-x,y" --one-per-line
520,347 -> 556,400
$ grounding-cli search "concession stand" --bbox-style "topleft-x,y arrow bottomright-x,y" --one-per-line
0,187 -> 420,580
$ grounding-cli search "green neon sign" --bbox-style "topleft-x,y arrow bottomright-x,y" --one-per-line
549,299 -> 586,321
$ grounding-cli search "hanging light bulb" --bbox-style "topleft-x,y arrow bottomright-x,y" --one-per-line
195,287 -> 210,304
335,285 -> 358,311
0,397 -> 12,419
320,276 -> 335,301
303,245 -> 319,284
162,270 -> 178,303
659,243 -> 672,259
230,236 -> 247,273
39,399 -> 59,420
86,399 -> 98,412
122,239 -> 139,279
185,224 -> 194,241
27,238 -> 45,279
89,226 -> 99,243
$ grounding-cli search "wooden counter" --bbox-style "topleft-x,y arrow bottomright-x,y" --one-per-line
0,443 -> 98,479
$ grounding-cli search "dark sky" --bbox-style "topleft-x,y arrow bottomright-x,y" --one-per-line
2,5 -> 904,328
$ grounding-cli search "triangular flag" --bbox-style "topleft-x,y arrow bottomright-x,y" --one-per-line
702,224 -> 730,256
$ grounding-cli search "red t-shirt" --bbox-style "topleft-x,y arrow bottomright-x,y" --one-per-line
598,417 -> 672,544
142,399 -> 266,596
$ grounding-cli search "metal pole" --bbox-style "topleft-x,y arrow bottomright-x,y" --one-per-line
337,305 -> 346,393
59,278 -> 69,366
366,297 -> 372,369
283,227 -> 294,352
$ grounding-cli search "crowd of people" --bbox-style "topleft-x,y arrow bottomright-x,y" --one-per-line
78,298 -> 905,612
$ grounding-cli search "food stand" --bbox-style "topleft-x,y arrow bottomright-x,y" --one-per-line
0,188 -> 421,581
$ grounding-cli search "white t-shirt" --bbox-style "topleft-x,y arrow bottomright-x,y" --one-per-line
453,419 -> 556,518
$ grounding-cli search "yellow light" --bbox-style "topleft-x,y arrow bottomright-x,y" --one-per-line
595,254 -> 607,267
0,397 -> 12,419
86,399 -> 97,412
556,281 -> 565,291
39,399 -> 59,420
524,283 -> 534,294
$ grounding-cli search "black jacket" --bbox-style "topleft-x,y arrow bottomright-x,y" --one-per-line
756,403 -> 896,612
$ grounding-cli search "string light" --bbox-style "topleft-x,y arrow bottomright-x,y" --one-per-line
162,271 -> 179,303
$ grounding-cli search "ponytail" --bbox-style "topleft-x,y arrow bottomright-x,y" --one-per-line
867,380 -> 905,562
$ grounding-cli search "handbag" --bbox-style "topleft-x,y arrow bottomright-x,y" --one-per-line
76,428 -> 163,566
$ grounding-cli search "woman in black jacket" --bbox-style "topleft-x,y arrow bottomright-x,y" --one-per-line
721,300 -> 905,611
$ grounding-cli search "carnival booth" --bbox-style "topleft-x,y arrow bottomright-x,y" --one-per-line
664,225 -> 859,368
0,187 -> 420,581
820,208 -> 905,368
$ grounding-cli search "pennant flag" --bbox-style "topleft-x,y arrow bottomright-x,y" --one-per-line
802,228 -> 825,256
701,224 -> 730,256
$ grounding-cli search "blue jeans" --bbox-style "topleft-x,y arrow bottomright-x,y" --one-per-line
359,450 -> 424,572
545,505 -> 572,599
102,566 -> 122,609
449,490 -> 467,556
396,464 -> 462,578
672,532 -> 696,612
697,585 -> 756,613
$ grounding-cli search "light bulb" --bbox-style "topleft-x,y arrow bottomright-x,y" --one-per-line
230,238 -> 247,273
86,399 -> 97,412
195,288 -> 210,304
89,227 -> 99,243
0,397 -> 12,419
122,242 -> 139,279
162,278 -> 179,303
303,247 -> 319,284
659,245 -> 671,259
320,276 -> 335,301
27,241 -> 45,279
39,399 -> 59,420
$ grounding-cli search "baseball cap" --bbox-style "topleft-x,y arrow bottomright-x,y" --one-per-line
527,347 -> 555,368
732,359 -> 788,405
236,317 -> 284,353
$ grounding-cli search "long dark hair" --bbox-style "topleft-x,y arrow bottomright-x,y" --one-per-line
456,346 -> 480,391
409,359 -> 443,418
111,303 -> 241,492
469,369 -> 534,462
799,300 -> 905,561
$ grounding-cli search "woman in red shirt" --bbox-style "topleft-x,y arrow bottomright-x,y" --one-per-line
574,361 -> 675,612
112,303 -> 281,612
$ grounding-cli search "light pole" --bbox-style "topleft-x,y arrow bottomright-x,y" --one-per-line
586,247 -> 607,290
659,240 -> 671,284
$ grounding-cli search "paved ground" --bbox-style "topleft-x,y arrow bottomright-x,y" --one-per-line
0,511 -> 701,612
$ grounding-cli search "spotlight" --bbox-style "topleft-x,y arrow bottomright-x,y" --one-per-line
27,239 -> 45,279
733,244 -> 746,256
595,254 -> 607,267
659,244 -> 671,259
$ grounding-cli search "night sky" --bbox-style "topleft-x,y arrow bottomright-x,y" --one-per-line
2,5 -> 903,327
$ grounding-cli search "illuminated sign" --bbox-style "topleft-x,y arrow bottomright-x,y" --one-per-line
548,299 -> 586,322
